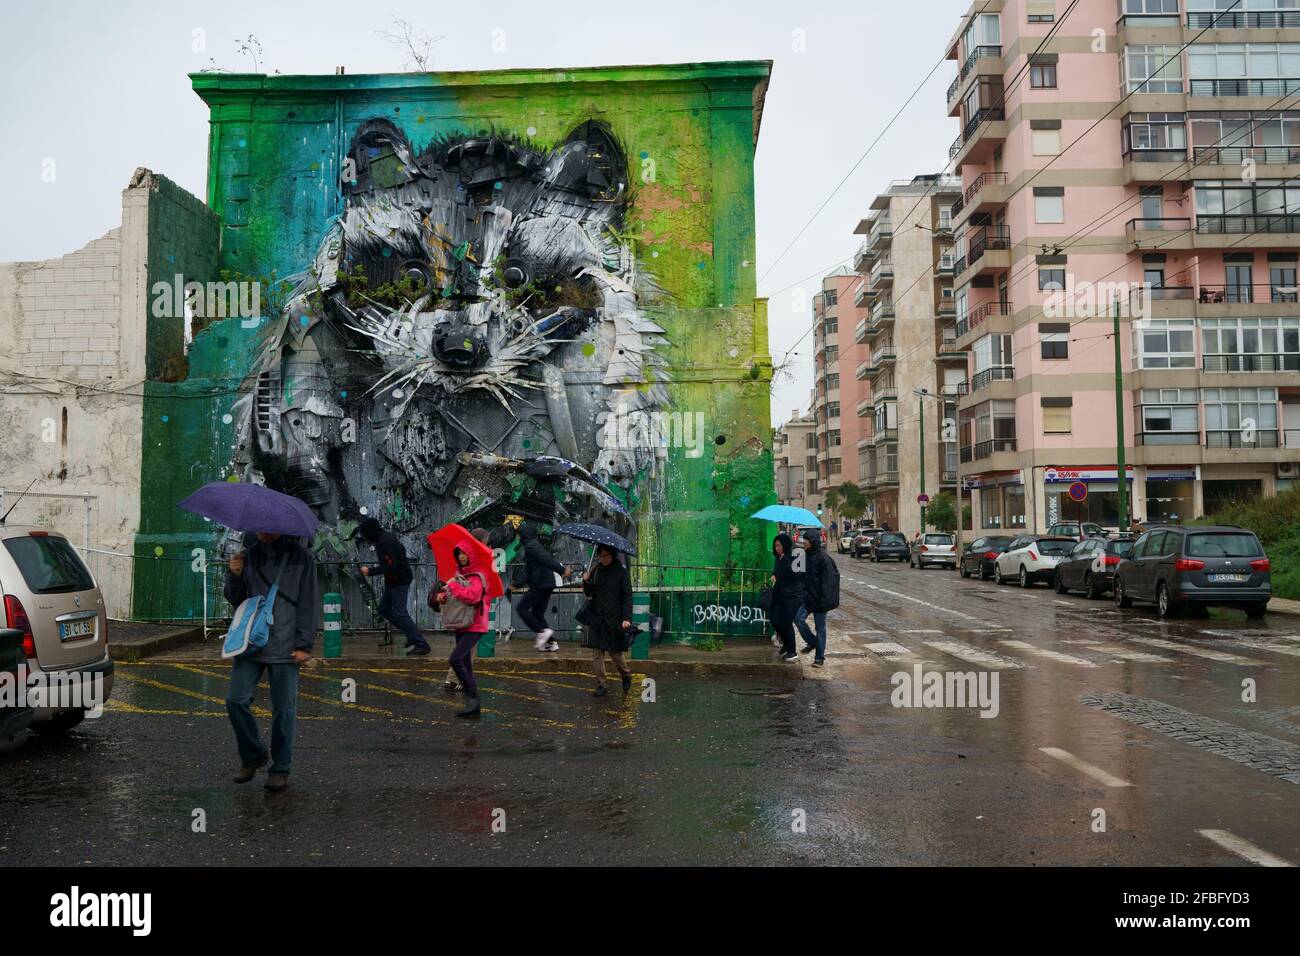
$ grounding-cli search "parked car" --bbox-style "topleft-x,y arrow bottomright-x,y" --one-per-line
0,627 -> 33,751
1054,537 -> 1135,598
1113,525 -> 1271,619
852,528 -> 882,558
837,533 -> 856,554
910,532 -> 956,569
870,531 -> 911,562
958,535 -> 1015,580
0,525 -> 114,733
993,535 -> 1077,587
1046,522 -> 1106,542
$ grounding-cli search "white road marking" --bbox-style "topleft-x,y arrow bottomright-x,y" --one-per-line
1130,637 -> 1262,665
1061,639 -> 1105,646
900,628 -> 944,634
1212,639 -> 1300,659
862,583 -> 989,625
845,630 -> 887,635
865,642 -> 913,658
1198,829 -> 1295,867
1086,644 -> 1173,664
1039,747 -> 1133,788
923,640 -> 1026,669
1053,600 -> 1074,607
998,640 -> 1100,668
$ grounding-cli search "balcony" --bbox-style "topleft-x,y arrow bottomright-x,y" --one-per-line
871,297 -> 895,324
1136,431 -> 1200,446
955,299 -> 1011,340
963,107 -> 1005,143
1204,353 -> 1300,373
856,397 -> 872,418
855,360 -> 872,381
1190,78 -> 1300,98
938,298 -> 956,316
960,45 -> 1002,81
873,386 -> 898,404
876,470 -> 900,486
871,257 -> 895,286
853,240 -> 876,273
957,171 -> 1008,223
869,346 -> 897,372
873,428 -> 898,446
935,214 -> 954,237
960,438 -> 1017,463
947,74 -> 960,106
1193,145 -> 1300,167
1195,283 -> 1299,304
949,132 -> 963,161
868,218 -> 894,249
969,365 -> 1014,393
854,282 -> 872,307
1188,10 -> 1300,28
1206,429 -> 1281,448
856,316 -> 883,342
955,107 -> 1008,167
941,381 -> 968,397
1126,217 -> 1193,247
954,227 -> 1011,285
1197,213 -> 1300,236
934,254 -> 956,276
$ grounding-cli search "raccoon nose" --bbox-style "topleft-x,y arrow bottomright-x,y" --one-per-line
433,325 -> 488,369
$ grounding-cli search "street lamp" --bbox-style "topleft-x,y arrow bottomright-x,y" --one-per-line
913,387 -> 944,532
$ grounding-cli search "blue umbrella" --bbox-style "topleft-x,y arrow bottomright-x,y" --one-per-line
750,504 -> 822,527
178,481 -> 321,537
553,523 -> 636,556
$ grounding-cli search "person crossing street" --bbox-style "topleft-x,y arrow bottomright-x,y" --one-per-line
355,516 -> 430,656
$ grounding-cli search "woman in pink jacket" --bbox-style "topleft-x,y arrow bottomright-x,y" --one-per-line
435,546 -> 490,717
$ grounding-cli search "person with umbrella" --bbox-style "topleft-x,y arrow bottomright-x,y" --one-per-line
580,544 -> 634,697
514,523 -> 572,653
769,532 -> 805,662
428,525 -> 502,718
354,516 -> 430,657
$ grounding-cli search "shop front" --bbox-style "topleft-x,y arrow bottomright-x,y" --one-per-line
1143,467 -> 1196,525
964,471 -> 1026,532
1041,466 -> 1135,529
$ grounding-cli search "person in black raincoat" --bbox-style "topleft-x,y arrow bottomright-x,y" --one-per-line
514,523 -> 572,652
770,532 -> 805,661
580,545 -> 633,698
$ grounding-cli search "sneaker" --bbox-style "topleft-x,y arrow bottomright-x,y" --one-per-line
621,672 -> 633,694
593,685 -> 608,698
264,772 -> 289,792
799,643 -> 816,655
544,640 -> 560,652
456,697 -> 481,717
534,635 -> 548,651
407,645 -> 431,657
812,659 -> 826,668
538,627 -> 554,642
781,651 -> 799,662
232,751 -> 269,784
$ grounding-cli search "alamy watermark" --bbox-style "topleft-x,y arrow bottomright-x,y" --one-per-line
597,401 -> 706,458
150,273 -> 262,325
1043,277 -> 1150,320
0,664 -> 106,717
890,664 -> 999,719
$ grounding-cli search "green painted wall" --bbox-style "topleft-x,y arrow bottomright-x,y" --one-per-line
133,62 -> 776,621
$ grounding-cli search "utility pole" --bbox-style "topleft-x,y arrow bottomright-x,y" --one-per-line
1113,296 -> 1129,531
915,387 -> 930,531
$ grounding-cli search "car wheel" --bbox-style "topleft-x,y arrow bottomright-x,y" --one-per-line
1114,577 -> 1133,608
1245,603 -> 1268,620
1156,582 -> 1176,619
30,710 -> 86,735
1054,572 -> 1067,594
1084,572 -> 1100,600
1019,566 -> 1030,589
959,564 -> 970,578
994,564 -> 1004,585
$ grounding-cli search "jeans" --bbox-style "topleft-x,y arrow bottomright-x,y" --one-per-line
794,605 -> 828,662
378,582 -> 429,651
449,631 -> 483,697
225,657 -> 300,774
515,587 -> 554,634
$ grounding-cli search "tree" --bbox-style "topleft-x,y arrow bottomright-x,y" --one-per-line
926,491 -> 958,534
829,481 -> 868,521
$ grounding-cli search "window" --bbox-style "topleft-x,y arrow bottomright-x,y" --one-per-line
1122,112 -> 1188,159
1032,127 -> 1062,154
2,536 -> 95,594
1203,386 -> 1280,447
825,345 -> 839,364
1034,187 -> 1065,223
1040,323 -> 1070,359
1039,267 -> 1066,291
1133,319 -> 1196,368
973,333 -> 1013,373
1202,317 -> 1300,370
1031,62 -> 1057,88
1270,261 -> 1298,301
1188,43 -> 1300,96
827,402 -> 841,419
1137,387 -> 1199,444
963,12 -> 1001,55
1124,45 -> 1185,93
1042,397 -> 1073,433
829,429 -> 841,447
824,317 -> 838,334
825,290 -> 838,305
827,373 -> 840,390
1124,0 -> 1180,20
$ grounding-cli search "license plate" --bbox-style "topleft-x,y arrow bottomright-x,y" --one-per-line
58,619 -> 94,641
1208,573 -> 1248,583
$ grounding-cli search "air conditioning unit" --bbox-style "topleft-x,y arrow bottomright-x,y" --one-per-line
1278,461 -> 1299,479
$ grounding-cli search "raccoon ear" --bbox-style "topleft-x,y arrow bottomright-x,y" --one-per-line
555,120 -> 627,202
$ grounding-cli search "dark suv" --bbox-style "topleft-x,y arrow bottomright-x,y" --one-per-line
1113,525 -> 1271,619
870,532 -> 911,562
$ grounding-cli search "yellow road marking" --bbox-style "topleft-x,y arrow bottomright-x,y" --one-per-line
113,670 -> 272,718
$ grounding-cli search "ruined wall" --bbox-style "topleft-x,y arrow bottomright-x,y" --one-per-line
133,63 -> 775,624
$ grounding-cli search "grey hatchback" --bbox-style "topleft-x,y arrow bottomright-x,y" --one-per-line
1113,525 -> 1271,619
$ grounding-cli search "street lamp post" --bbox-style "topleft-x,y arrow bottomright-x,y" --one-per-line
914,387 -> 933,531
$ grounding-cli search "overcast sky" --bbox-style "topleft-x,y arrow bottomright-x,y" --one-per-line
0,0 -> 972,425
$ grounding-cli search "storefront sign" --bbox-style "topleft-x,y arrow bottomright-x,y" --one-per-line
1044,466 -> 1135,483
1145,467 -> 1197,482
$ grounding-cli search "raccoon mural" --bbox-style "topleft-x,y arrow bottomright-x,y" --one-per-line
227,118 -> 670,566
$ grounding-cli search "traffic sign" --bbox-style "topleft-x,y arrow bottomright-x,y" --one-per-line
1068,481 -> 1088,503
917,493 -> 930,504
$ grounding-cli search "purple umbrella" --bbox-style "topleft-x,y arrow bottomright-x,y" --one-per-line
177,481 -> 320,537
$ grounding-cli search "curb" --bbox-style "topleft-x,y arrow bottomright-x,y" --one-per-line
111,626 -> 206,662
312,655 -> 804,680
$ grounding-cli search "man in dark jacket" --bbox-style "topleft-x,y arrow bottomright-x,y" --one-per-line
355,516 -> 429,656
795,529 -> 836,667
514,523 -> 571,652
224,532 -> 319,792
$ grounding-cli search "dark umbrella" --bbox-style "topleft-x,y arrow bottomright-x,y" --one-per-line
553,522 -> 636,556
177,481 -> 320,537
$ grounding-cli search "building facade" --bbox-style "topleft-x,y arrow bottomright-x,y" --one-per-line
812,267 -> 871,503
774,407 -> 818,510
853,175 -> 963,533
945,0 -> 1300,536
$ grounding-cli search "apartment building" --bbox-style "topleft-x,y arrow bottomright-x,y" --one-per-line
945,0 -> 1300,536
774,408 -> 819,510
852,175 -> 964,533
812,268 -> 871,499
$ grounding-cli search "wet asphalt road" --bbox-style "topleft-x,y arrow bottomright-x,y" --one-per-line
2,552 -> 1298,866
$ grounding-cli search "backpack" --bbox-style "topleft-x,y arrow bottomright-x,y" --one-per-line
221,553 -> 290,659
440,572 -> 487,631
818,552 -> 841,612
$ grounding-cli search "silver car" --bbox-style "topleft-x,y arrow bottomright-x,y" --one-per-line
0,525 -> 114,733
910,532 -> 957,569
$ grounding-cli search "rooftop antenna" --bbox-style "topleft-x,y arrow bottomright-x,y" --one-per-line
0,477 -> 38,524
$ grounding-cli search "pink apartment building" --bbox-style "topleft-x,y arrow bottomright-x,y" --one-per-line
812,268 -> 872,503
946,0 -> 1300,536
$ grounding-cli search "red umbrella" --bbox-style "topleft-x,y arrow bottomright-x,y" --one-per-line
426,523 -> 503,599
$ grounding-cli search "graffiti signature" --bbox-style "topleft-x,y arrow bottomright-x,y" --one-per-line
691,603 -> 767,626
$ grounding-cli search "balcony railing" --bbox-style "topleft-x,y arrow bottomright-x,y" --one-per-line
950,195 -> 965,218
873,387 -> 898,403
1190,78 -> 1300,97
935,255 -> 956,275
1196,283 -> 1300,304
874,428 -> 898,445
1130,285 -> 1195,309
871,257 -> 895,284
953,255 -> 967,276
1136,431 -> 1200,446
1204,353 -> 1300,373
876,470 -> 900,485
950,133 -> 963,160
969,365 -> 1014,392
966,226 -> 1011,267
961,438 -> 1017,463
855,360 -> 871,380
957,300 -> 1011,338
1127,217 -> 1192,233
1188,11 -> 1300,29
1287,428 -> 1300,448
854,284 -> 872,308
963,171 -> 1007,207
869,347 -> 898,370
1194,145 -> 1300,166
869,218 -> 894,247
1197,214 -> 1300,235
960,45 -> 1002,80
940,381 -> 967,397
947,74 -> 960,104
963,107 -> 1006,142
1206,429 -> 1280,448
